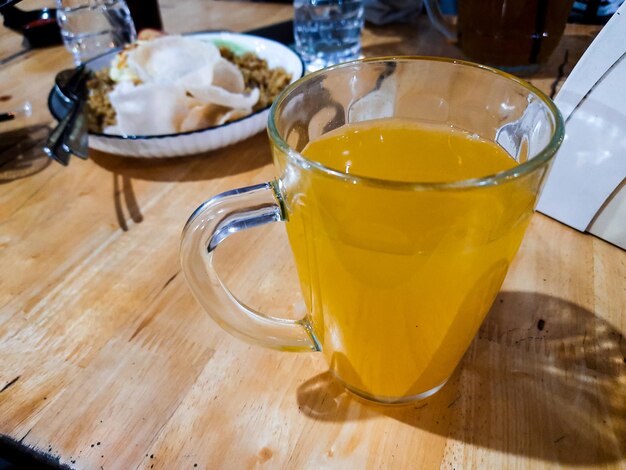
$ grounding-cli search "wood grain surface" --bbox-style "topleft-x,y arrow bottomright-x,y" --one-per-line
0,2 -> 624,469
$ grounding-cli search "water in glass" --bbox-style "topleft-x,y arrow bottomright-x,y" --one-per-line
294,0 -> 364,72
56,0 -> 137,65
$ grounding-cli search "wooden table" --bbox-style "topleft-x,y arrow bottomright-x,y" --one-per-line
1,2 -> 624,469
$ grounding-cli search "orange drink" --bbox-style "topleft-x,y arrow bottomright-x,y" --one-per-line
283,119 -> 531,399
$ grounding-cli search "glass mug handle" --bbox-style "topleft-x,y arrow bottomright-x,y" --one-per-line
180,181 -> 319,352
423,0 -> 458,42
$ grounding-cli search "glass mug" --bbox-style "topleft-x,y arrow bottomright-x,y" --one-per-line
424,0 -> 575,74
181,58 -> 564,404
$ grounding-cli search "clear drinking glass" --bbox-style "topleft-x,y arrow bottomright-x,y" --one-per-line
293,0 -> 364,72
180,57 -> 564,404
56,0 -> 137,65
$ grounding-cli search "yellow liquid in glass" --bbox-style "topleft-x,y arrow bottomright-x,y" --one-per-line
284,119 -> 535,400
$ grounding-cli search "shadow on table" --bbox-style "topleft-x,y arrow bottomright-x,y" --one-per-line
89,131 -> 271,183
297,291 -> 626,466
89,132 -> 272,229
0,125 -> 51,183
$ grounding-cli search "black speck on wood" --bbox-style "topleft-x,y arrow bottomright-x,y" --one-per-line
537,319 -> 545,331
0,376 -> 20,393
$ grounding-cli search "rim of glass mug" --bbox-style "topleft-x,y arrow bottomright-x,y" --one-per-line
267,56 -> 565,191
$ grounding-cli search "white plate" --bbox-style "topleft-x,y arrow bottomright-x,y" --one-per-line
64,32 -> 303,158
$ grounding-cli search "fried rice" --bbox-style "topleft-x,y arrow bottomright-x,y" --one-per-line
86,45 -> 292,134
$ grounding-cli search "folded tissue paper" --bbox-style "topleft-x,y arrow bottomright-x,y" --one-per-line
537,3 -> 626,249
